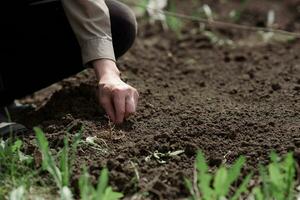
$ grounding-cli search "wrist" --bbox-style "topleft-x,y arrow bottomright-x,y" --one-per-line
92,59 -> 120,80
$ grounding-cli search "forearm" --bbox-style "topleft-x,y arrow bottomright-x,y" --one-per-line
62,0 -> 116,65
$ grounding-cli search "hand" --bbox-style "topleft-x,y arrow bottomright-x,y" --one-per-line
93,59 -> 139,124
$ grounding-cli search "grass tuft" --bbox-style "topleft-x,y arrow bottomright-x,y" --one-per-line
185,151 -> 298,200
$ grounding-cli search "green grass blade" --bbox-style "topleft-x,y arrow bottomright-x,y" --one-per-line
259,165 -> 270,199
79,167 -> 92,200
228,156 -> 245,184
284,153 -> 296,200
252,187 -> 264,200
96,168 -> 109,198
11,140 -> 22,153
34,127 -> 62,188
166,0 -> 182,36
184,178 -> 196,200
270,151 -> 279,163
231,172 -> 252,200
196,151 -> 208,173
196,151 -> 213,199
102,187 -> 123,200
268,164 -> 282,192
60,137 -> 69,187
213,166 -> 228,196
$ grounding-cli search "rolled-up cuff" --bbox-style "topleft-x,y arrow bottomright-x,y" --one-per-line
81,37 -> 116,67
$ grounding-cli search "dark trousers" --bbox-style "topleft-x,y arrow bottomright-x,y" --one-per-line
0,0 -> 137,107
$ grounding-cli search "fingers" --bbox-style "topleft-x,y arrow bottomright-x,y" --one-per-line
125,90 -> 139,118
113,90 -> 126,124
99,96 -> 115,122
98,81 -> 139,124
125,96 -> 136,118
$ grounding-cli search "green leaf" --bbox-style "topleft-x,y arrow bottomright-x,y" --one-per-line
11,140 -> 22,153
252,187 -> 264,200
166,0 -> 182,36
60,137 -> 69,187
79,167 -> 93,200
96,168 -> 109,198
228,156 -> 245,184
283,153 -> 295,200
220,156 -> 246,196
34,127 -> 62,188
196,151 -> 213,199
231,172 -> 252,200
268,164 -> 282,190
270,151 -> 279,163
213,166 -> 228,196
259,165 -> 270,199
103,187 -> 123,200
196,151 -> 208,173
184,178 -> 197,200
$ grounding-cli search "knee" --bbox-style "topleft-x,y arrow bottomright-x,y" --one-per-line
105,0 -> 137,58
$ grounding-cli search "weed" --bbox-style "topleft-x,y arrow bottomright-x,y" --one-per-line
35,127 -> 123,200
79,167 -> 123,200
185,151 -> 252,200
35,127 -> 74,199
251,152 -> 296,200
186,151 -> 299,200
0,138 -> 34,199
166,0 -> 183,36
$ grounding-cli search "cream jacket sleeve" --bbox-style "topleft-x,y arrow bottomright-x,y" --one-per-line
61,0 -> 115,66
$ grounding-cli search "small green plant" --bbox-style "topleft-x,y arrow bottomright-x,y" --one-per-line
252,152 -> 296,200
79,167 -> 123,200
166,0 -> 183,36
35,127 -> 123,200
0,138 -> 34,199
186,151 -> 298,200
35,127 -> 76,199
185,151 -> 252,200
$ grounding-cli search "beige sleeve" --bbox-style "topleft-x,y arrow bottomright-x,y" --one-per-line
62,0 -> 116,66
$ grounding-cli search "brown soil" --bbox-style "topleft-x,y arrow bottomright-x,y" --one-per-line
14,0 -> 300,199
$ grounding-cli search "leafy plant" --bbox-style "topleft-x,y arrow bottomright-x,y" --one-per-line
0,138 -> 34,199
186,151 -> 298,200
185,151 -> 252,200
35,127 -> 75,199
79,167 -> 123,200
251,152 -> 296,200
166,0 -> 183,36
35,127 -> 123,200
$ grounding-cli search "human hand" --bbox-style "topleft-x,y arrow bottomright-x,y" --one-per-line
93,59 -> 139,124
